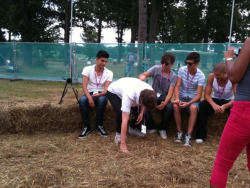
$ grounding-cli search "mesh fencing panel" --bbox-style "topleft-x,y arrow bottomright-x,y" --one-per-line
0,42 -> 243,83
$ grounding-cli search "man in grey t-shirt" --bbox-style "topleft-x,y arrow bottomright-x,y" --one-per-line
139,52 -> 177,139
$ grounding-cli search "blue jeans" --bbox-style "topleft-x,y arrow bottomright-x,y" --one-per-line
78,92 -> 108,128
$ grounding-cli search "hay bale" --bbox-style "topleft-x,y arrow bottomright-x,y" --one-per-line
0,102 -> 229,137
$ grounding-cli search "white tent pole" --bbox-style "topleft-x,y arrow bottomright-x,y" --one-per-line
228,0 -> 235,48
70,0 -> 73,43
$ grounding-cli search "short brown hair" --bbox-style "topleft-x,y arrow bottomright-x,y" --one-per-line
140,89 -> 157,111
161,52 -> 176,64
213,62 -> 226,73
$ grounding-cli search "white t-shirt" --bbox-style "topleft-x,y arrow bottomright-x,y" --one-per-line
82,65 -> 113,92
108,77 -> 153,113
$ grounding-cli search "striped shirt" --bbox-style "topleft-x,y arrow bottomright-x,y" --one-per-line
178,66 -> 205,99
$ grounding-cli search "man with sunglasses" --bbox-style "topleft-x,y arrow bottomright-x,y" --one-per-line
139,52 -> 177,139
173,52 -> 205,146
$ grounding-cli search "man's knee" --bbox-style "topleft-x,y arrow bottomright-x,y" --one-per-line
190,104 -> 198,113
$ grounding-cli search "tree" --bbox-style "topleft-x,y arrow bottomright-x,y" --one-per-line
148,0 -> 163,43
138,0 -> 147,43
81,29 -> 99,43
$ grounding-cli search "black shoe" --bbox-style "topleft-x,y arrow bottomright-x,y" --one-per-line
79,127 -> 91,138
96,125 -> 108,137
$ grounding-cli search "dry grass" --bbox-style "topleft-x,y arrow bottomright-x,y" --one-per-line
0,79 -> 249,187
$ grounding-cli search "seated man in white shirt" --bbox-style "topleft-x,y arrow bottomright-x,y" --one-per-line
78,50 -> 113,138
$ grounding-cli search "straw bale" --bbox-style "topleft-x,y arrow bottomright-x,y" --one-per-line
0,101 -> 229,138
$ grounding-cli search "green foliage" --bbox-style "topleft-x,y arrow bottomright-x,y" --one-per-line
0,0 -> 249,43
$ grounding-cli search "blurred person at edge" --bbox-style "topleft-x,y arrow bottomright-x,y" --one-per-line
139,52 -> 177,139
78,50 -> 113,138
107,77 -> 157,153
210,38 -> 250,188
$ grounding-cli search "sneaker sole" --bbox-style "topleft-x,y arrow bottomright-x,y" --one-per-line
175,140 -> 182,143
78,131 -> 91,139
96,129 -> 108,137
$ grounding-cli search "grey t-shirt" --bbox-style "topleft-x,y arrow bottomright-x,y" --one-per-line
147,65 -> 177,95
234,64 -> 250,101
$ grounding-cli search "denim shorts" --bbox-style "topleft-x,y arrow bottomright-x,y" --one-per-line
180,96 -> 200,113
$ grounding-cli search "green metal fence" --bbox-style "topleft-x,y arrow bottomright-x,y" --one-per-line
0,42 -> 243,83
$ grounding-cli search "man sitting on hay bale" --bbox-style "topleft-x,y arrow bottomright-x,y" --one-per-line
139,52 -> 177,139
78,50 -> 113,138
195,62 -> 236,143
173,52 -> 205,147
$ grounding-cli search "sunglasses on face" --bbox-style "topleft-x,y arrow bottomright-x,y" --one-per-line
161,61 -> 170,66
185,61 -> 196,66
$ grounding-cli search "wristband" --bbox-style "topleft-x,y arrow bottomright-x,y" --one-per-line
226,58 -> 233,61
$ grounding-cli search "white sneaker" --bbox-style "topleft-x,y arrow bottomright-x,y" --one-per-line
114,132 -> 121,143
175,132 -> 183,143
195,139 -> 204,144
184,134 -> 191,147
128,126 -> 145,137
148,129 -> 157,134
159,130 -> 167,139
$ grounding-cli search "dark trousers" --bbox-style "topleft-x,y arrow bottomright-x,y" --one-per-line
196,98 -> 231,140
78,92 -> 108,128
107,91 -> 138,133
145,97 -> 173,131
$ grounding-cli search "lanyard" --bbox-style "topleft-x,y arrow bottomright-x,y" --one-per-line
94,66 -> 103,88
217,79 -> 228,99
160,72 -> 171,87
186,71 -> 197,92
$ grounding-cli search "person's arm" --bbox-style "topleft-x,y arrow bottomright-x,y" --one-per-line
139,71 -> 150,81
157,86 -> 175,110
82,75 -> 95,108
92,80 -> 112,97
184,85 -> 203,106
173,78 -> 182,104
225,38 -> 250,83
219,83 -> 237,113
120,111 -> 129,153
135,104 -> 145,124
205,74 -> 225,113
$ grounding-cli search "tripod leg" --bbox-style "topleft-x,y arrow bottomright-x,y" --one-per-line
72,86 -> 79,103
59,81 -> 68,104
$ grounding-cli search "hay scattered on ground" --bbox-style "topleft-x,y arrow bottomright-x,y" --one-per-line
0,133 -> 249,187
0,80 -> 249,187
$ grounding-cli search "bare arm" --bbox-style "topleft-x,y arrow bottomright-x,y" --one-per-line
157,86 -> 175,110
225,38 -> 250,83
204,74 -> 216,106
186,85 -> 203,106
92,80 -> 112,98
82,75 -> 95,108
173,78 -> 182,103
120,112 -> 129,153
139,71 -> 150,81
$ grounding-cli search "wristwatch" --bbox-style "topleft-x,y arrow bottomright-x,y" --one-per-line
225,58 -> 233,61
